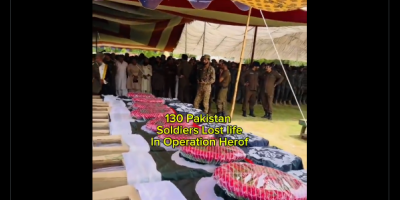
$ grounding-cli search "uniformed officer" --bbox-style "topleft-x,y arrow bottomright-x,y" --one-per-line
261,64 -> 284,120
299,67 -> 307,105
217,61 -> 231,116
193,54 -> 216,114
240,62 -> 260,117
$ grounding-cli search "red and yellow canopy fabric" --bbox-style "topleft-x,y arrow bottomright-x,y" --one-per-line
93,2 -> 192,51
124,0 -> 306,12
92,0 -> 307,50
107,0 -> 307,26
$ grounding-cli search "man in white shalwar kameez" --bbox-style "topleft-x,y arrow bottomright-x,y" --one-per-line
141,58 -> 152,93
115,56 -> 128,96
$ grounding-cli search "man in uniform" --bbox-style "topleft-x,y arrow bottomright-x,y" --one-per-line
177,54 -> 192,103
240,62 -> 260,117
299,67 -> 307,105
193,54 -> 215,114
216,61 -> 231,116
261,64 -> 284,120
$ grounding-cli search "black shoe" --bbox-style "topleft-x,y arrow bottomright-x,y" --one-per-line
242,111 -> 247,117
267,113 -> 272,120
249,110 -> 256,117
261,112 -> 269,118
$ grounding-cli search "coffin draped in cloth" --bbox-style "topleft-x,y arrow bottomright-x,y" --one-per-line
240,146 -> 304,172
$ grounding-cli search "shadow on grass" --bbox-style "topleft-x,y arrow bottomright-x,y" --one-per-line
289,135 -> 307,144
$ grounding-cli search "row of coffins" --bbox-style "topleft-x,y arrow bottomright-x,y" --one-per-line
92,94 -> 307,200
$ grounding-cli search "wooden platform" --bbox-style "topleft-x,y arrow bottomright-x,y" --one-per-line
299,119 -> 307,139
93,153 -> 128,192
93,135 -> 130,157
93,185 -> 141,200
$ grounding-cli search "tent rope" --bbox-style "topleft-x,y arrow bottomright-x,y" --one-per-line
259,10 -> 307,126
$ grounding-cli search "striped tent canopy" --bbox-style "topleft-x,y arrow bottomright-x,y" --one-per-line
105,0 -> 306,26
93,2 -> 192,51
92,0 -> 307,51
110,0 -> 307,12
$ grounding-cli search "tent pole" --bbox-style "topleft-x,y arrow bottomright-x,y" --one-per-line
250,26 -> 258,64
229,8 -> 252,119
201,22 -> 206,55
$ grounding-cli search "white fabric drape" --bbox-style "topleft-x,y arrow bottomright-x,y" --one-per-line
173,21 -> 307,62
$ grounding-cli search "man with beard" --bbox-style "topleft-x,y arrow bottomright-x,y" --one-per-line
240,62 -> 260,117
193,55 -> 215,114
177,54 -> 192,103
261,64 -> 284,120
103,54 -> 117,95
164,57 -> 177,98
216,61 -> 231,116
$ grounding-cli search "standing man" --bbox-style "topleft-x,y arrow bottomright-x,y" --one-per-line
240,62 -> 260,117
189,57 -> 198,103
92,53 -> 102,95
152,57 -> 164,97
164,58 -> 177,98
261,64 -> 284,120
193,54 -> 215,114
178,54 -> 192,103
104,54 -> 117,96
141,58 -> 152,93
92,53 -> 112,95
216,61 -> 231,116
115,55 -> 128,96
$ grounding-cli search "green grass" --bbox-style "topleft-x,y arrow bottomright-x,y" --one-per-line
208,102 -> 307,121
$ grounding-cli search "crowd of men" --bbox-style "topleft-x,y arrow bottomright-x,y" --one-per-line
92,52 -> 307,120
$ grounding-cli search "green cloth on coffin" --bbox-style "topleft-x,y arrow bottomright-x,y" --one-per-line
171,177 -> 234,200
150,151 -> 212,181
130,121 -> 167,152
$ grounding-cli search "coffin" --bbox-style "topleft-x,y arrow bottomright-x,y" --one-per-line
93,135 -> 129,156
93,111 -> 109,119
93,134 -> 150,156
93,120 -> 110,136
93,185 -> 141,200
93,151 -> 212,192
93,154 -> 128,192
93,107 -> 109,112
93,102 -> 109,107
